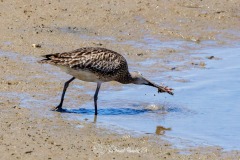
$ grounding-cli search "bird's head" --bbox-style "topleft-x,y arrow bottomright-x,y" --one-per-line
129,71 -> 174,95
130,71 -> 151,85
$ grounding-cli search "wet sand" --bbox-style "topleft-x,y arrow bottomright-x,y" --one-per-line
0,0 -> 240,159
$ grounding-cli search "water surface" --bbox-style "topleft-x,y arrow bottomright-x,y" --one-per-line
62,45 -> 240,150
2,41 -> 239,151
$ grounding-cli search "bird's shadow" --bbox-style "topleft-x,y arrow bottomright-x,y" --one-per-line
58,108 -> 151,115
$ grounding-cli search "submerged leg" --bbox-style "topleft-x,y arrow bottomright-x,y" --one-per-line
94,82 -> 101,115
52,77 -> 75,111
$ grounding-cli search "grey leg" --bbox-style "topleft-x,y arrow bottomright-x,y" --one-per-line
52,77 -> 75,111
94,82 -> 101,115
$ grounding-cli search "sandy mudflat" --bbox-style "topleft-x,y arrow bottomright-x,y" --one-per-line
0,0 -> 240,159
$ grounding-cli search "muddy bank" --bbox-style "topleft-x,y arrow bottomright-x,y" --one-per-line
0,0 -> 239,56
0,0 -> 240,159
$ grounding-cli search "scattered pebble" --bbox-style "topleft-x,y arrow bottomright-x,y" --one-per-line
25,151 -> 33,154
32,44 -> 41,48
93,42 -> 103,46
136,53 -> 143,56
189,37 -> 201,43
199,62 -> 206,67
207,56 -> 215,59
191,62 -> 206,67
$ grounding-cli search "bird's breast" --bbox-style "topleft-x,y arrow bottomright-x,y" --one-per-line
59,66 -> 101,82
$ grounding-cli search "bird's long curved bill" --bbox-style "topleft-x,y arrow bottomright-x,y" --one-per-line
144,78 -> 174,95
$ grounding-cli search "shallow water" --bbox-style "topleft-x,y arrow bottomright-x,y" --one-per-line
1,42 -> 239,151
62,45 -> 240,150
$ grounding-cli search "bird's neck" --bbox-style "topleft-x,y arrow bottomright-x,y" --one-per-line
116,72 -> 134,84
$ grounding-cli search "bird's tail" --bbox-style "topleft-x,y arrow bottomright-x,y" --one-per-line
38,54 -> 56,64
42,54 -> 55,59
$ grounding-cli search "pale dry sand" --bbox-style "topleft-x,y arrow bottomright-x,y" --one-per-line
0,0 -> 240,159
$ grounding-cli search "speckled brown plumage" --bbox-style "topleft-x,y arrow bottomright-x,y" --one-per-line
39,47 -> 131,83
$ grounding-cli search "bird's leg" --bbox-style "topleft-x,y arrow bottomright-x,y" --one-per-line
94,82 -> 101,115
52,77 -> 75,111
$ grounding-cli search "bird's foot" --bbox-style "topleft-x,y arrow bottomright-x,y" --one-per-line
51,106 -> 65,112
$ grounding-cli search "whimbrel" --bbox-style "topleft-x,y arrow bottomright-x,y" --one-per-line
39,47 -> 173,115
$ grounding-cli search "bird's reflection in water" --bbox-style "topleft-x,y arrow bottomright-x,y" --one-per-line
63,108 -> 150,115
59,108 -> 171,135
155,126 -> 171,135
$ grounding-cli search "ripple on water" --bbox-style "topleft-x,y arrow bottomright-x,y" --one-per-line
60,45 -> 240,150
2,40 -> 240,150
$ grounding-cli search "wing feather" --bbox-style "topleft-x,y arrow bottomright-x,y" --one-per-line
39,47 -> 128,77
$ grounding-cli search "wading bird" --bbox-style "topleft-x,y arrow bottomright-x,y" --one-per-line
39,47 -> 173,115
